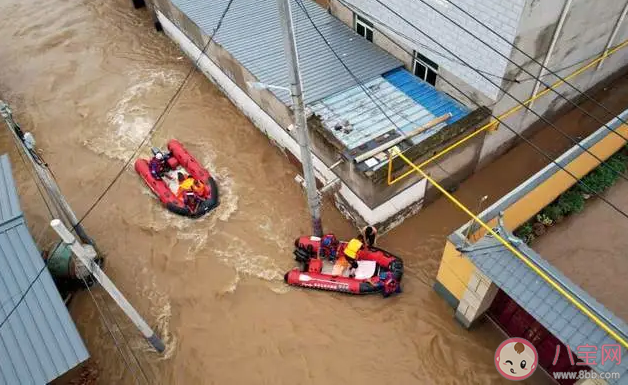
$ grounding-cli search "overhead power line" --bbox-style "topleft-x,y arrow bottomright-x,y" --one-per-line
295,0 -> 454,178
361,0 -> 628,220
434,0 -> 628,132
80,277 -> 146,385
75,0 -> 237,228
405,0 -> 628,183
307,0 -> 628,220
331,2 -> 628,187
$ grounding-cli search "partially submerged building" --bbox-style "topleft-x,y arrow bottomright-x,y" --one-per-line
0,154 -> 89,384
328,0 -> 628,165
434,110 -> 628,383
146,0 -> 494,231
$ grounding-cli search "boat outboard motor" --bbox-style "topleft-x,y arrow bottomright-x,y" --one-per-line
293,247 -> 312,264
151,147 -> 161,157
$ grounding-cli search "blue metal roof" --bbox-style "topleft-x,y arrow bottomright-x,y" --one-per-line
462,226 -> 628,383
383,68 -> 469,123
0,155 -> 89,384
171,0 -> 403,105
308,68 -> 470,152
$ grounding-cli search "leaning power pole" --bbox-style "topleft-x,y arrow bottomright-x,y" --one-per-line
0,101 -> 93,245
51,219 -> 165,353
276,0 -> 323,237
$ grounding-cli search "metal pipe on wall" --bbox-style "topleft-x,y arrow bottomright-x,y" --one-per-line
529,0 -> 573,109
597,0 -> 628,70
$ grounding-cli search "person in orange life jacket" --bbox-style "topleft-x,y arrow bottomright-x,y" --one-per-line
176,172 -> 197,209
360,225 -> 378,248
191,179 -> 207,198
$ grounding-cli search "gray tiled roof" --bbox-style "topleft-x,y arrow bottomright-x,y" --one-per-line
171,0 -> 403,105
0,155 -> 89,384
463,226 -> 628,383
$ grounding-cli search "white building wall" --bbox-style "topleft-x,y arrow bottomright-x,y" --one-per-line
478,0 -> 628,164
333,0 -> 526,101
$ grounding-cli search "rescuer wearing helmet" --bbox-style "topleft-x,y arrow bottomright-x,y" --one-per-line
149,150 -> 170,180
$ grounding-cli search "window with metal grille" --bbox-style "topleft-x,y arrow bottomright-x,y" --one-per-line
413,51 -> 438,86
354,14 -> 373,42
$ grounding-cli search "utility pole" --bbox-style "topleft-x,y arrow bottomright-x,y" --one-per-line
276,0 -> 323,237
0,101 -> 93,245
51,219 -> 165,353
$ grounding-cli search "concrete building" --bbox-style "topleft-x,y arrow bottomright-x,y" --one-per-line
0,154 -> 89,384
143,0 -> 501,232
434,109 -> 628,383
327,0 -> 628,165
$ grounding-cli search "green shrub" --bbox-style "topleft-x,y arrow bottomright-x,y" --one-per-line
515,222 -> 533,242
577,154 -> 626,195
536,213 -> 553,226
558,190 -> 585,214
542,204 -> 564,222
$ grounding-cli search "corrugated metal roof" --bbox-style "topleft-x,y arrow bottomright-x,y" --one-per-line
308,68 -> 470,151
171,0 -> 403,104
463,226 -> 628,383
0,155 -> 89,384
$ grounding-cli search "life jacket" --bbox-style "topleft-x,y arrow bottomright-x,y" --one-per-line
149,158 -> 163,174
319,234 -> 338,259
344,238 -> 363,260
180,177 -> 195,190
192,180 -> 206,196
177,177 -> 196,199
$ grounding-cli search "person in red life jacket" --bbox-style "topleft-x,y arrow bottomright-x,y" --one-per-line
318,234 -> 339,262
149,151 -> 170,180
360,225 -> 378,248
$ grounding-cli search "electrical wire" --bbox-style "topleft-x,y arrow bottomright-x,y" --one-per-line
334,0 -> 520,83
309,0 -> 628,219
80,277 -> 145,385
294,0 -> 423,136
336,0 -> 619,86
98,286 -> 153,384
295,0 -> 456,178
338,0 -> 628,187
74,0 -> 237,228
366,0 -> 628,220
434,0 -> 628,130
406,0 -> 628,181
0,242 -> 63,330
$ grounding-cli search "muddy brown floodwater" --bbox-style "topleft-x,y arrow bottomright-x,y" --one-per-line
2,0 -> 628,383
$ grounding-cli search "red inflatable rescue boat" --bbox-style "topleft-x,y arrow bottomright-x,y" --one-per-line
134,139 -> 219,218
284,235 -> 404,297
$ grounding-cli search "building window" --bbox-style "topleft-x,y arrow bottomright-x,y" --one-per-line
354,15 -> 373,42
413,51 -> 438,86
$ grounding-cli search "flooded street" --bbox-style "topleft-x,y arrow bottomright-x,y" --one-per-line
2,0 -> 628,383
